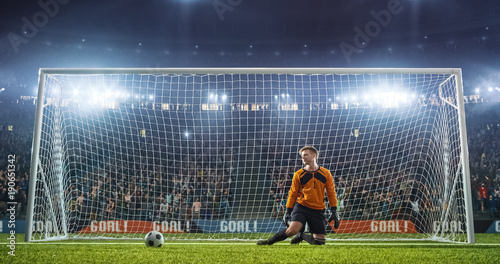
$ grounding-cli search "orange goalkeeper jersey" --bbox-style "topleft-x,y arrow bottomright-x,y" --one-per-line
286,167 -> 338,210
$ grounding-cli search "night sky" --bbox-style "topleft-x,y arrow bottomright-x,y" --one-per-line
0,0 -> 499,97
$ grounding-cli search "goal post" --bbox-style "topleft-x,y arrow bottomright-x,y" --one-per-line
26,68 -> 474,243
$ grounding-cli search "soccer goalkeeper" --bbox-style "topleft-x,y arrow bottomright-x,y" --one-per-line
257,146 -> 340,246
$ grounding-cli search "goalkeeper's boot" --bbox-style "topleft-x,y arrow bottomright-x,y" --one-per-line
257,239 -> 271,245
290,233 -> 303,244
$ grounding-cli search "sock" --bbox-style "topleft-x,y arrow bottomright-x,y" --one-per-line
300,233 -> 315,245
268,229 -> 289,244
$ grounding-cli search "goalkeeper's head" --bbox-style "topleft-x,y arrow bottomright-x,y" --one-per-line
299,146 -> 319,162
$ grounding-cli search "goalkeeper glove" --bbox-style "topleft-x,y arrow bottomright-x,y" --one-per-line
328,207 -> 340,229
282,207 -> 293,227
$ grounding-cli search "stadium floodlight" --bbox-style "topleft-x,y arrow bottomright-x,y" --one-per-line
105,91 -> 113,98
26,68 -> 474,244
488,87 -> 493,92
0,88 -> 5,92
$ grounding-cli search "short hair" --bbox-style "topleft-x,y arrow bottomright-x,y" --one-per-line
299,146 -> 319,158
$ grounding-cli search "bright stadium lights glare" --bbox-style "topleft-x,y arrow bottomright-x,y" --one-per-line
286,94 -> 289,97
184,132 -> 189,138
222,94 -> 227,100
495,87 -> 500,92
367,90 -> 413,108
274,95 -> 278,100
73,89 -> 79,96
281,94 -> 285,98
209,93 -> 214,99
475,88 -> 480,94
149,95 -> 154,100
488,87 -> 493,92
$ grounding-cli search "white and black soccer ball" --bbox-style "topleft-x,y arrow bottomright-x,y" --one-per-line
145,231 -> 164,247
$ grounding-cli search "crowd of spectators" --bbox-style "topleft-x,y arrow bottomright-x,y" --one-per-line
468,123 -> 500,218
63,162 -> 235,226
60,111 -> 238,225
0,119 -> 32,219
0,100 -> 499,230
263,106 -> 500,223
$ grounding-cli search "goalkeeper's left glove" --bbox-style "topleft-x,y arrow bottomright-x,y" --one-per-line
328,207 -> 340,229
282,207 -> 293,227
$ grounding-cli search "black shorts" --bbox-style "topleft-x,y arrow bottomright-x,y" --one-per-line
291,203 -> 326,235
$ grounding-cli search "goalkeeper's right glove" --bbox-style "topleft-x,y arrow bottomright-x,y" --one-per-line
328,207 -> 340,229
282,207 -> 293,227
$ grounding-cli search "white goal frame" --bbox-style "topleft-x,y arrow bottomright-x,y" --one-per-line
25,68 -> 475,243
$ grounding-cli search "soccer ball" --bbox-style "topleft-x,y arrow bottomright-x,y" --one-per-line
145,231 -> 164,247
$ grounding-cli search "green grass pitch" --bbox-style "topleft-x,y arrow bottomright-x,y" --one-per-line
1,234 -> 500,264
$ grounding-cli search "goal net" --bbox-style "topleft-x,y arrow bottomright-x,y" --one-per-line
26,68 -> 474,243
